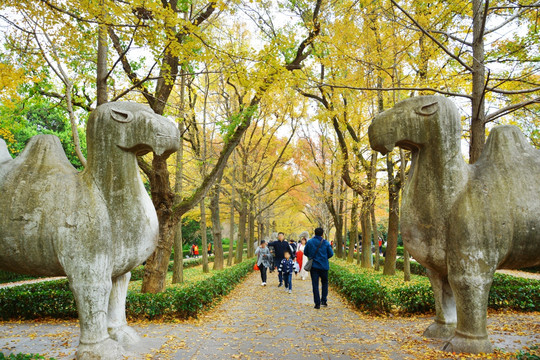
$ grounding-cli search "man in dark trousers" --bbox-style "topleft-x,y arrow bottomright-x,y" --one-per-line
269,232 -> 292,287
304,227 -> 334,309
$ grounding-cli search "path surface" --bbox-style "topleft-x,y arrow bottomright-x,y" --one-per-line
1,271 -> 538,359
496,269 -> 540,280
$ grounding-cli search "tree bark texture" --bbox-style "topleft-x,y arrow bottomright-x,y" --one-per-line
235,199 -> 247,264
248,208 -> 255,258
360,201 -> 372,268
210,176 -> 224,270
96,20 -> 108,106
371,206 -> 380,271
172,77 -> 186,284
141,154 -> 175,293
383,154 -> 400,276
227,163 -> 236,267
403,248 -> 411,282
200,199 -> 209,273
470,0 -> 487,164
348,192 -> 358,263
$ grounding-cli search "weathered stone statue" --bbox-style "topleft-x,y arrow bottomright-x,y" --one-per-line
0,102 -> 180,359
368,96 -> 540,354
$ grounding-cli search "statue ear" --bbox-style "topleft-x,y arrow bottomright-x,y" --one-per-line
415,101 -> 439,116
110,107 -> 134,123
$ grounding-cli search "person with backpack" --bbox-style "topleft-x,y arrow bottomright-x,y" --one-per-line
303,227 -> 333,309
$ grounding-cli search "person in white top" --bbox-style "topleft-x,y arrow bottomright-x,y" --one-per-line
297,231 -> 309,280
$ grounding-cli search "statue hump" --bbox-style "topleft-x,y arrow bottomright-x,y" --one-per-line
16,135 -> 77,175
479,125 -> 540,167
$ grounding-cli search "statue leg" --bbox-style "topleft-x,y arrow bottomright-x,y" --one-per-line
108,272 -> 140,345
69,270 -> 124,360
444,264 -> 494,353
423,269 -> 456,339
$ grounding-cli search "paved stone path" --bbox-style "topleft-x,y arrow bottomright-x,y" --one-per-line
496,269 -> 540,280
1,271 -> 538,359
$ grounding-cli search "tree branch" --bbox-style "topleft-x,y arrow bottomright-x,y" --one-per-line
390,0 -> 474,72
485,96 -> 540,122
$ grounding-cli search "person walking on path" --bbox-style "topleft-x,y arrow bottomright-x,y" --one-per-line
191,243 -> 199,257
288,238 -> 297,259
304,227 -> 333,309
278,251 -> 295,294
255,240 -> 273,286
297,232 -> 309,280
269,232 -> 291,287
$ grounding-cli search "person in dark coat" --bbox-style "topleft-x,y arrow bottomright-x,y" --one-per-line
304,227 -> 334,309
268,232 -> 290,287
288,238 -> 297,259
278,250 -> 295,293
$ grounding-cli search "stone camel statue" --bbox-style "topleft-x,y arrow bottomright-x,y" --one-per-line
368,95 -> 540,354
0,102 -> 180,359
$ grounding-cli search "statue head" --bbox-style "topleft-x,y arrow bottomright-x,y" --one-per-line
87,102 -> 180,159
368,96 -> 461,155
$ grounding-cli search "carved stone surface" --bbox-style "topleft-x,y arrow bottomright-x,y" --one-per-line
0,102 -> 180,359
368,95 -> 540,354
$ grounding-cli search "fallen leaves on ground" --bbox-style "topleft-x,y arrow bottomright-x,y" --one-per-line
1,268 -> 538,359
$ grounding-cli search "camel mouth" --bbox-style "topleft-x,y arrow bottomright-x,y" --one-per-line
371,142 -> 395,155
117,144 -> 153,156
396,140 -> 421,153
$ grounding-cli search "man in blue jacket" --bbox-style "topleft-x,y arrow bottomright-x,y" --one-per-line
304,227 -> 334,309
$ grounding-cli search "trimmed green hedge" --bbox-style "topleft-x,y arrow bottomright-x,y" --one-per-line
328,262 -> 392,313
0,271 -> 44,285
0,259 -> 255,321
0,354 -> 50,360
330,261 -> 540,314
126,259 -> 255,319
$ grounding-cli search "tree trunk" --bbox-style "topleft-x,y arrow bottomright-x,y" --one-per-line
141,155 -> 175,293
343,189 -> 348,260
235,199 -> 247,264
172,222 -> 184,283
371,205 -> 380,271
172,73 -> 186,284
383,154 -> 400,276
65,82 -> 87,167
356,224 -> 362,265
470,0 -> 487,164
335,217 -> 344,259
360,201 -> 372,268
227,156 -> 236,267
96,17 -> 108,106
348,192 -> 358,263
248,206 -> 255,258
210,176 -> 224,270
403,248 -> 411,282
200,199 -> 209,273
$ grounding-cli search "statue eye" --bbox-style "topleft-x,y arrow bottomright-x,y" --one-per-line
415,102 -> 439,116
110,108 -> 134,123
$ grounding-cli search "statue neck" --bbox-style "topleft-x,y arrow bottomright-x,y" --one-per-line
84,146 -> 145,204
408,134 -> 469,202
